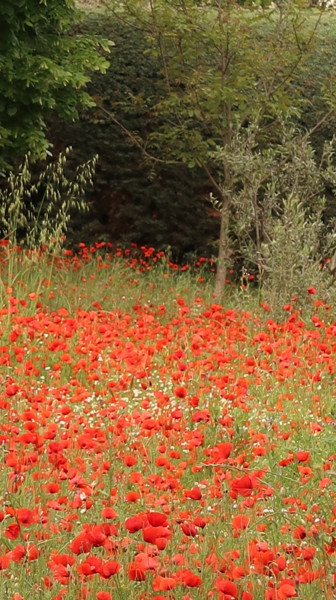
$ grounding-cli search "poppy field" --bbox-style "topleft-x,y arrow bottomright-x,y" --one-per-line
0,243 -> 335,600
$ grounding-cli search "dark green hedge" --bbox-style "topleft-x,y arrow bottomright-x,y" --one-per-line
48,15 -> 219,258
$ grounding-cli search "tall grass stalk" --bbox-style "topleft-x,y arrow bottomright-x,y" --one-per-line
0,148 -> 97,307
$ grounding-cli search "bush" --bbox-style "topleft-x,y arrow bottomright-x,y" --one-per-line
231,131 -> 336,310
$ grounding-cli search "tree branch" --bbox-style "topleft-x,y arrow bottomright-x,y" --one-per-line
301,108 -> 335,142
97,104 -> 178,164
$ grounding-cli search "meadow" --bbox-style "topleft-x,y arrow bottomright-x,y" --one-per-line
0,242 -> 334,600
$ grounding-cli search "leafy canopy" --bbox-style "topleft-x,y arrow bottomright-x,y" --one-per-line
0,0 -> 110,168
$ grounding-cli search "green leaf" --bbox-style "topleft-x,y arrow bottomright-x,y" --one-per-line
0,0 -> 110,168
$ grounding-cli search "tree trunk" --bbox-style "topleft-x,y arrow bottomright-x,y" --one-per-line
213,143 -> 233,302
214,193 -> 231,302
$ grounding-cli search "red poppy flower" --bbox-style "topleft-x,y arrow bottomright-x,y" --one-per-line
96,593 -> 112,600
133,552 -> 159,571
147,512 -> 168,527
86,525 -> 107,547
0,553 -> 11,570
5,524 -> 20,540
77,555 -> 102,576
184,486 -> 202,500
152,575 -> 177,591
175,568 -> 202,587
215,577 -> 238,598
127,562 -> 146,581
277,582 -> 298,598
232,514 -> 249,530
302,546 -> 316,561
125,491 -> 140,502
142,525 -> 171,545
174,386 -> 188,398
181,522 -> 198,537
102,507 -> 117,519
124,454 -> 137,467
11,545 -> 26,563
125,514 -> 147,533
48,563 -> 72,585
47,482 -> 61,494
295,451 -> 310,463
230,474 -> 255,497
216,442 -> 233,460
293,525 -> 306,540
16,508 -> 36,525
98,560 -> 121,578
68,533 -> 93,555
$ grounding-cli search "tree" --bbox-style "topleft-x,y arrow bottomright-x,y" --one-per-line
0,0 -> 110,169
107,0 -> 334,300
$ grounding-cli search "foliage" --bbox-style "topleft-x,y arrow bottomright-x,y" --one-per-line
214,125 -> 336,307
0,0 -> 110,169
259,136 -> 336,309
261,197 -> 325,310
